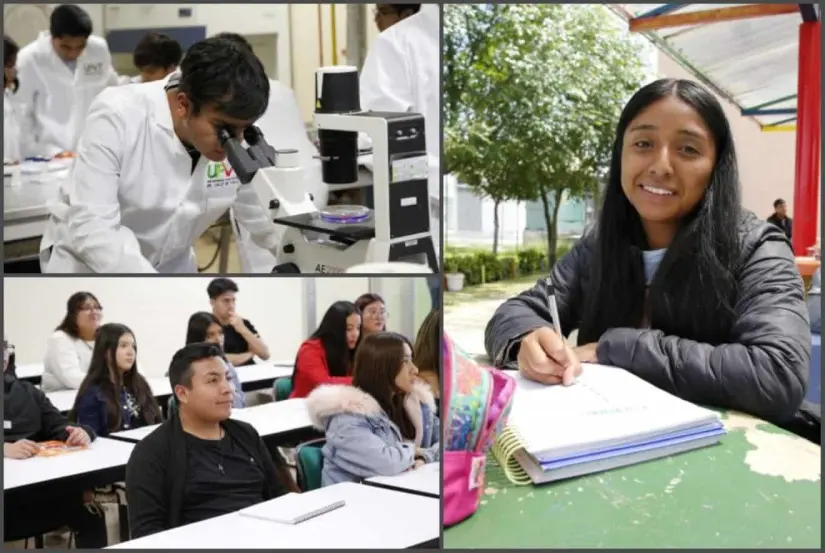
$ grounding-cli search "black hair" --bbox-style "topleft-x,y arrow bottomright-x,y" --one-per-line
4,35 -> 19,92
579,78 -> 742,346
186,311 -> 221,344
56,292 -> 102,339
212,32 -> 253,52
206,277 -> 238,299
168,342 -> 225,390
292,301 -> 360,381
133,32 -> 182,70
380,4 -> 421,15
774,198 -> 786,208
50,5 -> 93,38
177,37 -> 269,121
72,323 -> 163,432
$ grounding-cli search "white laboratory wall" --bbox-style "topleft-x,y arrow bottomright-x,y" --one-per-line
4,277 -> 306,378
371,277 -> 433,340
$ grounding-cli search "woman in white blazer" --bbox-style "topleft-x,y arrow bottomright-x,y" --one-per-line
42,291 -> 102,391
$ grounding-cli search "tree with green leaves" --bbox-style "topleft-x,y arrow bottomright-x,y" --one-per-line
444,3 -> 645,265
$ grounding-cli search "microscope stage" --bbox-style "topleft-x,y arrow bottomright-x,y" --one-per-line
272,213 -> 376,243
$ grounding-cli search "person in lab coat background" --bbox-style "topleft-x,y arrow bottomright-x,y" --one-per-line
213,32 -> 326,273
12,4 -> 121,159
3,35 -> 21,166
131,32 -> 183,84
40,37 -> 282,273
373,4 -> 421,32
360,4 -> 441,304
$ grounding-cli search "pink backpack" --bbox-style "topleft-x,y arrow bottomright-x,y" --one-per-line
442,333 -> 516,527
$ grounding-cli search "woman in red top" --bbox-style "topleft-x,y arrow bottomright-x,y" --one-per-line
289,301 -> 361,399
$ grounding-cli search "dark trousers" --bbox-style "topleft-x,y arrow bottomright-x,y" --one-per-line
4,491 -> 108,548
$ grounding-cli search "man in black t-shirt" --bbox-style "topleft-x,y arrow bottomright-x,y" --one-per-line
767,198 -> 793,240
125,343 -> 293,539
206,278 -> 270,367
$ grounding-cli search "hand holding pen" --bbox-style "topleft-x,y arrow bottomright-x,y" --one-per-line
516,277 -> 582,386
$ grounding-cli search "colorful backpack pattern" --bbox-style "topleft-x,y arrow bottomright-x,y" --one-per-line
442,333 -> 516,527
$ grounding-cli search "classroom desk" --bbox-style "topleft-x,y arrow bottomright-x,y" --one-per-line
365,461 -> 440,498
237,361 -> 293,391
109,399 -> 314,444
809,334 -> 821,405
3,437 -> 134,495
14,363 -> 43,385
108,482 -> 439,549
443,410 -> 821,549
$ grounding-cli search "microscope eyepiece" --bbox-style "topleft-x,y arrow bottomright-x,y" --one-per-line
217,127 -> 234,146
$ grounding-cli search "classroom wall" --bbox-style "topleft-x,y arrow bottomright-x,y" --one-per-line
4,277 -> 432,379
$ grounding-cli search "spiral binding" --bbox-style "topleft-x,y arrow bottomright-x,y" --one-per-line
295,500 -> 345,523
491,427 -> 533,486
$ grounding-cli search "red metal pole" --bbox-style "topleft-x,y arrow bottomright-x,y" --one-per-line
792,21 -> 821,256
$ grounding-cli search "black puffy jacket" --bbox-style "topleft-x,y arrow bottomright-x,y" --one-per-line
485,211 -> 811,426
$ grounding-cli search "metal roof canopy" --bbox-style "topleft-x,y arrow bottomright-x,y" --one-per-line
611,3 -> 820,130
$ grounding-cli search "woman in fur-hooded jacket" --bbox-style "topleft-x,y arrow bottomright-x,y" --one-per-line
306,332 -> 440,486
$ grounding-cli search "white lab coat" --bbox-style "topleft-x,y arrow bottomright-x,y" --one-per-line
3,90 -> 21,164
40,78 -> 281,273
12,31 -> 120,158
232,78 -> 326,273
359,4 -> 441,259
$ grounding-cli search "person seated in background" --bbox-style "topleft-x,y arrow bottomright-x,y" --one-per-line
71,323 -> 163,437
412,308 -> 440,407
485,79 -> 811,428
355,293 -> 387,338
373,4 -> 421,32
289,301 -> 360,399
4,339 -> 106,548
808,267 -> 821,334
767,198 -> 792,240
131,31 -> 182,83
42,291 -> 102,391
186,311 -> 246,408
12,4 -> 120,158
125,343 -> 296,539
207,278 -> 270,367
307,332 -> 439,486
4,35 -> 21,167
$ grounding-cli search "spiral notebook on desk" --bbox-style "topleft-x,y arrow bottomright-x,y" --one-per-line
491,364 -> 726,485
238,493 -> 345,525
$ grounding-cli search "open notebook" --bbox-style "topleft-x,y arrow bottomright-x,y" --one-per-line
238,493 -> 345,525
491,364 -> 726,485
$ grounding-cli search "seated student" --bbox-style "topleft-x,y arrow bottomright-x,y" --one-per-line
186,311 -> 246,409
412,308 -> 440,406
485,79 -> 811,427
131,31 -> 182,83
42,291 -> 102,391
125,343 -> 296,539
71,323 -> 163,437
808,267 -> 821,334
289,301 -> 361,399
355,293 -> 387,337
207,278 -> 270,367
3,339 -> 106,547
307,332 -> 439,486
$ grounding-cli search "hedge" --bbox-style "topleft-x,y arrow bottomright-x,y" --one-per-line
444,243 -> 572,287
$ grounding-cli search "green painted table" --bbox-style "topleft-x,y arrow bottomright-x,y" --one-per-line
444,411 -> 821,548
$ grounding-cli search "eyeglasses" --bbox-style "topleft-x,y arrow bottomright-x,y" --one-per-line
79,305 -> 103,312
364,308 -> 388,318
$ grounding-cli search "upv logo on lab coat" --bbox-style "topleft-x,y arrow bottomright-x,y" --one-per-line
206,161 -> 238,189
83,62 -> 104,76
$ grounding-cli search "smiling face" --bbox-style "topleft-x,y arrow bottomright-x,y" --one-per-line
176,356 -> 234,421
620,95 -> 717,235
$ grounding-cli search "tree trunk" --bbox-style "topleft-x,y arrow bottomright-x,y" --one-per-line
492,199 -> 501,255
541,188 -> 565,267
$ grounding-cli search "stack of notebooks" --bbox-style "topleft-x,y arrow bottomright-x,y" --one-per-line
491,363 -> 726,485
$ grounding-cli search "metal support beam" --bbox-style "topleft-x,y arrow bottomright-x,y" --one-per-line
761,125 -> 797,132
792,21 -> 821,255
745,94 -> 797,112
764,116 -> 799,127
741,107 -> 797,116
799,3 -> 819,22
629,4 -> 801,32
636,4 -> 687,19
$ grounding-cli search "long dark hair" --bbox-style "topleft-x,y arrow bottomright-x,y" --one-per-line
186,311 -> 221,345
352,332 -> 416,440
4,35 -> 19,92
293,301 -> 360,381
72,323 -> 162,432
413,308 -> 440,374
56,292 -> 101,339
579,79 -> 741,345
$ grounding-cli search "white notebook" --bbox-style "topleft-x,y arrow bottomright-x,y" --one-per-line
238,493 -> 345,525
492,363 -> 725,484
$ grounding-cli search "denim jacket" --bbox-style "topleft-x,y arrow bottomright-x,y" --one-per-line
306,380 -> 440,487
